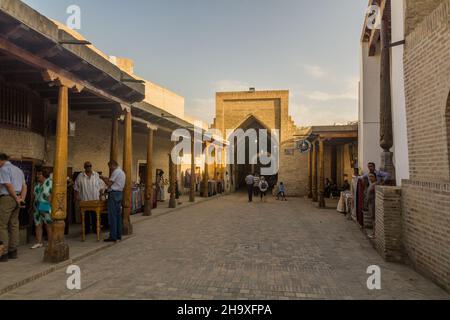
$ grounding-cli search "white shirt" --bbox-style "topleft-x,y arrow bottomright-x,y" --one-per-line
245,175 -> 254,185
109,167 -> 126,192
259,180 -> 269,192
0,161 -> 25,195
74,171 -> 105,201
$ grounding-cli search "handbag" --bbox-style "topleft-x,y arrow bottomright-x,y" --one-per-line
38,201 -> 51,213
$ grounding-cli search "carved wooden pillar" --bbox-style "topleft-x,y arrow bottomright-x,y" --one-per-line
203,142 -> 209,197
318,138 -> 326,208
189,135 -> 196,202
143,126 -> 156,216
169,141 -> 177,208
44,84 -> 70,262
308,144 -> 313,199
122,107 -> 133,235
379,0 -> 396,184
42,71 -> 82,263
312,141 -> 318,202
110,113 -> 119,167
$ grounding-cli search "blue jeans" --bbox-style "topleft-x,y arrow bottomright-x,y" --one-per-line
108,191 -> 123,240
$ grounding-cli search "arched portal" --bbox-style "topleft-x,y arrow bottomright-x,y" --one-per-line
228,115 -> 278,190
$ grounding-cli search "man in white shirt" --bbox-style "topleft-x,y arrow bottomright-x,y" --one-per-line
0,153 -> 27,262
74,161 -> 106,234
100,160 -> 126,242
245,173 -> 254,202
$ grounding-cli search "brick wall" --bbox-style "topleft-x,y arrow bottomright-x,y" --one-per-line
401,180 -> 450,291
402,0 -> 450,292
405,0 -> 446,35
404,0 -> 450,181
0,127 -> 45,161
374,186 -> 404,262
278,139 -> 309,196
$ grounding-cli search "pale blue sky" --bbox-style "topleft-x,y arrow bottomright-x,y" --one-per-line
23,0 -> 367,127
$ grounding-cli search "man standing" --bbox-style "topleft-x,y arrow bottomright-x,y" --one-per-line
74,162 -> 106,235
245,172 -> 254,202
364,162 -> 389,185
0,153 -> 27,262
100,160 -> 125,242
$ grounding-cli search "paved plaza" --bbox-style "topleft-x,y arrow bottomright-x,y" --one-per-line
0,193 -> 448,300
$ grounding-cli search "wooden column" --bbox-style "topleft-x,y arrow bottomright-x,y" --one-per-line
44,85 -> 70,262
312,141 -> 318,202
143,126 -> 156,216
168,141 -> 177,208
308,145 -> 313,199
110,113 -> 119,165
379,1 -> 396,184
41,70 -> 83,263
122,107 -> 133,235
318,138 -> 326,208
189,136 -> 196,202
203,142 -> 209,197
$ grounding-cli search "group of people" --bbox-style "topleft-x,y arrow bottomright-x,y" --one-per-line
0,152 -> 128,262
245,173 -> 287,202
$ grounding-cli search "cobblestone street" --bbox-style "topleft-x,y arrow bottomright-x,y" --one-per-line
1,193 -> 448,300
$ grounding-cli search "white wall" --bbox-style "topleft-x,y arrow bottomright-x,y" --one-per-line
358,41 -> 383,174
391,0 -> 410,184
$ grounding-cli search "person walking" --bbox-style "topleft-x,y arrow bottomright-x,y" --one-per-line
0,153 -> 27,262
74,161 -> 106,235
253,173 -> 260,197
245,173 -> 254,202
259,176 -> 269,202
30,168 -> 53,249
276,182 -> 287,201
100,160 -> 125,242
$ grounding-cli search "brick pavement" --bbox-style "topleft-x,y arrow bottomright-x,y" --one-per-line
0,193 -> 448,300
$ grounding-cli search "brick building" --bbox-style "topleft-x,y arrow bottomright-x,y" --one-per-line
359,0 -> 449,292
212,90 -> 358,200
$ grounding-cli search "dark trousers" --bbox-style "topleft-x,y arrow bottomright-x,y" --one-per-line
108,191 -> 123,240
247,184 -> 254,202
84,211 -> 97,234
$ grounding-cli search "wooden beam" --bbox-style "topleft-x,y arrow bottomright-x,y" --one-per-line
0,37 -> 133,108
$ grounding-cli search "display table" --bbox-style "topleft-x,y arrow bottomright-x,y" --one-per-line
79,200 -> 107,242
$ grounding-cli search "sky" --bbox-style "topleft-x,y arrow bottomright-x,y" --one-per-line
22,0 -> 368,127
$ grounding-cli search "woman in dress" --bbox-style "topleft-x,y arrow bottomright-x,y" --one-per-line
31,168 -> 53,249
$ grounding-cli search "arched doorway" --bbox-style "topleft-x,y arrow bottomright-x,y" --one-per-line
228,115 -> 278,191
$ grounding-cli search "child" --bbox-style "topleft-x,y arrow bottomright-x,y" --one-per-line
277,182 -> 287,201
259,176 -> 269,202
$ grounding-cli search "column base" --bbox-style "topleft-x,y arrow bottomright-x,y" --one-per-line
319,196 -> 326,208
43,221 -> 69,263
123,219 -> 133,235
143,200 -> 152,216
380,151 -> 396,185
169,198 -> 177,208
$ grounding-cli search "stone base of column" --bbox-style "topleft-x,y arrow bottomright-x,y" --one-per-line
380,151 -> 396,185
319,194 -> 326,208
123,220 -> 133,235
189,193 -> 195,202
308,192 -> 313,199
143,200 -> 152,216
312,192 -> 318,202
169,198 -> 177,208
44,221 -> 69,263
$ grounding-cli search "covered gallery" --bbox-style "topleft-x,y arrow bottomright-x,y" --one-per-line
0,0 -> 220,262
